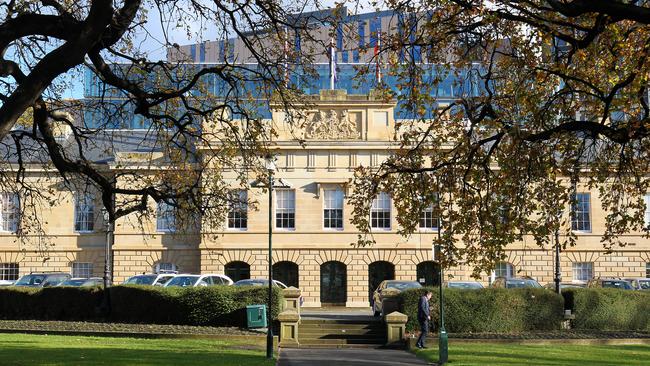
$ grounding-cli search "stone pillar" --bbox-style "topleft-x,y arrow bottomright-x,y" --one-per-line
278,310 -> 300,348
385,311 -> 407,347
380,288 -> 401,317
281,287 -> 302,315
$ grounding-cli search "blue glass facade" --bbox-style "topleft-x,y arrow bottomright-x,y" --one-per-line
83,63 -> 478,128
82,10 -> 480,129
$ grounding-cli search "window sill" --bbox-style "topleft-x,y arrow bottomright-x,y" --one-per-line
275,228 -> 296,231
572,230 -> 592,234
323,228 -> 344,231
226,228 -> 248,232
75,231 -> 95,234
418,228 -> 440,233
157,230 -> 177,234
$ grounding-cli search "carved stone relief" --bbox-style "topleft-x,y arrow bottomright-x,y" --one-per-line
304,109 -> 360,140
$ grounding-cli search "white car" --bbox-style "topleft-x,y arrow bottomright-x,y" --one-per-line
164,274 -> 233,287
123,273 -> 177,286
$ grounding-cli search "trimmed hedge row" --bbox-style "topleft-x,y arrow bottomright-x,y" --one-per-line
562,288 -> 650,331
0,285 -> 282,327
398,287 -> 564,333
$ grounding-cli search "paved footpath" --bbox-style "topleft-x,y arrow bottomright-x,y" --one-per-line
277,348 -> 431,366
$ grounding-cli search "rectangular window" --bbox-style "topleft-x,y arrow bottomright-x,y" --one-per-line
0,263 -> 19,281
199,42 -> 206,63
419,204 -> 439,230
646,263 -> 650,278
371,192 -> 391,229
71,262 -> 93,278
324,188 -> 344,229
74,192 -> 94,232
644,193 -> 650,229
156,201 -> 176,232
571,193 -> 591,232
275,189 -> 295,229
227,190 -> 248,229
494,262 -> 514,278
190,44 -> 196,61
572,262 -> 593,282
155,262 -> 176,273
0,192 -> 19,232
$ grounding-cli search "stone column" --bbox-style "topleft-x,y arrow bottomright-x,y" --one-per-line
281,287 -> 302,315
385,311 -> 407,347
278,310 -> 300,348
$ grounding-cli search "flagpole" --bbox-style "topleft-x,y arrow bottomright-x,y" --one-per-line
375,29 -> 382,84
329,37 -> 336,90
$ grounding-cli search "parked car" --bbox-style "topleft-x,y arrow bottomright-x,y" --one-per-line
233,279 -> 288,288
123,273 -> 176,286
59,277 -> 103,287
446,281 -> 484,289
587,278 -> 634,290
0,280 -> 15,286
543,282 -> 586,290
490,276 -> 543,289
164,274 -> 233,287
371,280 -> 422,317
13,272 -> 71,287
624,278 -> 650,290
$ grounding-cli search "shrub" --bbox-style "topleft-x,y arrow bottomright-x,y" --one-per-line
563,288 -> 650,331
398,287 -> 564,333
0,285 -> 282,327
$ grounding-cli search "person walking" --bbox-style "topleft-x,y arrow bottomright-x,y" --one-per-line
416,290 -> 432,349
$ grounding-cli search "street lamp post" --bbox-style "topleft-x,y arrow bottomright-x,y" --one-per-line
264,155 -> 276,360
435,181 -> 448,364
101,207 -> 114,290
554,227 -> 562,295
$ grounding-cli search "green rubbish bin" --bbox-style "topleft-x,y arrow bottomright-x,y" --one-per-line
246,304 -> 268,328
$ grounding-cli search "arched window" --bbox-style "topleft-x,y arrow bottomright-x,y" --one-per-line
416,261 -> 440,287
273,261 -> 299,288
368,261 -> 395,301
494,262 -> 515,278
225,261 -> 250,282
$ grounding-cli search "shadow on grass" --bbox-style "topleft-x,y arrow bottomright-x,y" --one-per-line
0,344 -> 274,366
415,344 -> 650,366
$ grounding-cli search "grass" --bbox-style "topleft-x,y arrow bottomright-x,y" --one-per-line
414,342 -> 650,366
0,333 -> 274,366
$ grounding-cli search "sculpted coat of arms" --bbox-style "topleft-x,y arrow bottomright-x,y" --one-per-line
304,109 -> 360,139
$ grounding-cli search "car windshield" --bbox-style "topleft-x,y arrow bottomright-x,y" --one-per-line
235,280 -> 267,286
61,279 -> 87,286
385,281 -> 422,291
15,274 -> 46,286
506,279 -> 542,288
602,280 -> 633,289
448,282 -> 483,289
154,276 -> 173,285
638,280 -> 650,290
166,276 -> 199,287
124,275 -> 157,285
81,279 -> 102,287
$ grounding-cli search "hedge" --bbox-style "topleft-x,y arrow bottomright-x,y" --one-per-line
562,288 -> 650,331
398,287 -> 564,333
0,285 -> 282,327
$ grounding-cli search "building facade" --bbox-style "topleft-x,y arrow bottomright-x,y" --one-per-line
1,89 -> 649,307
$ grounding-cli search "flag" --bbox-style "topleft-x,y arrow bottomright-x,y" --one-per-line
375,29 -> 382,84
329,37 -> 337,89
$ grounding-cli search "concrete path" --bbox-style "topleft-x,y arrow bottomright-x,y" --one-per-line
277,348 -> 431,366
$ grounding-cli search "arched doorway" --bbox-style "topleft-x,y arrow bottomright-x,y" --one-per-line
225,261 -> 250,282
416,261 -> 441,287
368,261 -> 395,301
320,261 -> 347,305
273,261 -> 299,288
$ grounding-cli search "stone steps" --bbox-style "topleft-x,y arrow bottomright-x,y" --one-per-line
297,317 -> 386,348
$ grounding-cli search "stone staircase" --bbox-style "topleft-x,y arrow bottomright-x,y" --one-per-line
296,316 -> 386,348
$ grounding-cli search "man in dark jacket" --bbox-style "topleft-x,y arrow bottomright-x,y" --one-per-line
416,291 -> 432,349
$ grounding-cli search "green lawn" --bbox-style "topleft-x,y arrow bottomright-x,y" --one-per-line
414,342 -> 650,366
0,333 -> 274,366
